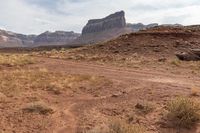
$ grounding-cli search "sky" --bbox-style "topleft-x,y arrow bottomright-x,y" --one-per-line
0,0 -> 200,34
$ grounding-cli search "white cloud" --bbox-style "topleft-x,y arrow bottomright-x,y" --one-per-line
0,0 -> 199,34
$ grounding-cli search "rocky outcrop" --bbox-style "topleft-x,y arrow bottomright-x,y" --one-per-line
34,31 -> 80,46
176,49 -> 200,61
82,11 -> 126,35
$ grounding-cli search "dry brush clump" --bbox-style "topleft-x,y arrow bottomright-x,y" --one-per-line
166,97 -> 200,128
135,101 -> 155,115
22,101 -> 54,115
170,59 -> 181,67
85,120 -> 145,133
109,120 -> 145,133
0,54 -> 35,66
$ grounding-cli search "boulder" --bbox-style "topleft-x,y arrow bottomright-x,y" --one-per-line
176,50 -> 200,61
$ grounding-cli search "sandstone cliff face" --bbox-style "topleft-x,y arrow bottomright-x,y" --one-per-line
82,11 -> 126,35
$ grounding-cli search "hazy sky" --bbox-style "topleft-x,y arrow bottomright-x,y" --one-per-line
0,0 -> 200,34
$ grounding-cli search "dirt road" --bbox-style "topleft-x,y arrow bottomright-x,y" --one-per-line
36,57 -> 200,88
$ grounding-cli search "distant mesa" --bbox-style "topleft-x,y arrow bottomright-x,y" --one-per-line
74,10 -> 159,44
75,11 -> 130,44
82,11 -> 126,35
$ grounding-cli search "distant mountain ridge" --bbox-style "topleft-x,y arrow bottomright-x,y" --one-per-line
34,31 -> 80,46
0,30 -> 80,48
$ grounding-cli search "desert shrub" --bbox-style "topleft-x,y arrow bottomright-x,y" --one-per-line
171,59 -> 181,66
85,127 -> 106,133
135,101 -> 155,115
166,97 -> 200,128
22,102 -> 53,115
85,120 -> 145,133
109,121 -> 145,133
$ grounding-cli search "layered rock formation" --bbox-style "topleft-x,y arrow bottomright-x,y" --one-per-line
34,31 -> 80,46
82,11 -> 126,35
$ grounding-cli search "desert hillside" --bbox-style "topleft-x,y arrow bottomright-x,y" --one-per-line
71,25 -> 200,58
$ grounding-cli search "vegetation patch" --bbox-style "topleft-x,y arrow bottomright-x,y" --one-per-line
22,101 -> 53,115
0,54 -> 35,66
109,120 -> 145,133
0,68 -> 107,96
85,120 -> 145,133
166,97 -> 200,128
170,59 -> 181,67
135,101 -> 155,115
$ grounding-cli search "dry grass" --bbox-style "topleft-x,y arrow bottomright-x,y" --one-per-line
0,54 -> 35,66
0,68 -> 106,97
166,97 -> 200,128
170,59 -> 181,67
